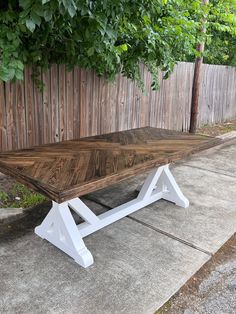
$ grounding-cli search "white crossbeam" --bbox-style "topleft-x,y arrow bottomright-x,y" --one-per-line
35,164 -> 189,268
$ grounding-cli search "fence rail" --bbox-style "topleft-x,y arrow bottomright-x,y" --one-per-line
0,62 -> 236,152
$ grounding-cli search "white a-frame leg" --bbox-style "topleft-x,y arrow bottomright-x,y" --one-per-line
35,164 -> 189,268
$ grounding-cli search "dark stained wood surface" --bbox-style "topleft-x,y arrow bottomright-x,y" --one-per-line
0,127 -> 221,203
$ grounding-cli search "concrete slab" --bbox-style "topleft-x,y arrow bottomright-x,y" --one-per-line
87,141 -> 236,254
0,207 -> 24,224
1,139 -> 235,314
0,202 -> 51,225
217,131 -> 236,140
87,172 -> 147,207
0,200 -> 209,314
183,139 -> 236,177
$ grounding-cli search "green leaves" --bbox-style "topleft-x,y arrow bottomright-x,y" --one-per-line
43,10 -> 52,21
0,61 -> 24,81
87,47 -> 94,56
116,44 -> 128,54
26,19 -> 36,32
0,67 -> 15,81
0,0 -> 236,86
61,0 -> 78,17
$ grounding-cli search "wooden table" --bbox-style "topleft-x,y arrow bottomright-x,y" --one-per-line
0,127 -> 221,267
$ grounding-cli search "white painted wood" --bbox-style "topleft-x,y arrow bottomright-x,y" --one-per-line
77,191 -> 164,238
160,165 -> 189,208
68,198 -> 100,224
35,165 -> 189,267
35,201 -> 93,268
137,166 -> 164,200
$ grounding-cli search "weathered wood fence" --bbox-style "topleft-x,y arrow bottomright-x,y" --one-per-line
0,62 -> 236,152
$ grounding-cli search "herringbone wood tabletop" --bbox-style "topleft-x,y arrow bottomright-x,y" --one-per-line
0,127 -> 221,203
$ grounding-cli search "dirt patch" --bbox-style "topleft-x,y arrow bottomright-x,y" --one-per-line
0,173 -> 17,194
197,120 -> 236,137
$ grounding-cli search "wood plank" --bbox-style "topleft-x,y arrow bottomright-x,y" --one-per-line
33,70 -> 44,146
79,69 -> 87,137
0,127 -> 221,203
0,81 -> 8,151
73,67 -> 80,138
42,68 -> 52,143
50,65 -> 59,142
66,69 -> 74,139
16,80 -> 27,148
24,67 -> 35,148
5,82 -> 15,151
59,65 -> 66,141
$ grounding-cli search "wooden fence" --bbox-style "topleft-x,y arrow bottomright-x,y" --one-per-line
0,62 -> 236,152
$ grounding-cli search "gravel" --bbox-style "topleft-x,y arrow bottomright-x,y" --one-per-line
158,234 -> 236,314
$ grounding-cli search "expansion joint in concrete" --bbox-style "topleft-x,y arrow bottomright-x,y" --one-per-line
184,164 -> 236,179
84,196 -> 212,257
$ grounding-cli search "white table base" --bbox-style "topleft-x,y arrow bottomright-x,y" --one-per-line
35,164 -> 189,268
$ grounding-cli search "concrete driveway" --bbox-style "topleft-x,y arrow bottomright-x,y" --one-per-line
0,138 -> 236,314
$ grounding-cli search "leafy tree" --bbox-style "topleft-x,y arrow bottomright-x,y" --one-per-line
204,33 -> 236,66
187,0 -> 236,66
0,0 -> 235,87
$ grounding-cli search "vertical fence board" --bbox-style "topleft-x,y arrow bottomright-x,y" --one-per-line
50,65 -> 59,142
116,74 -> 126,131
79,69 -> 87,137
33,71 -> 43,146
24,68 -> 35,148
73,67 -> 80,138
16,80 -> 26,148
66,70 -> 74,139
99,76 -> 109,135
141,65 -> 151,127
89,71 -> 98,136
42,69 -> 52,143
0,81 -> 7,151
5,82 -> 15,150
59,65 -> 66,141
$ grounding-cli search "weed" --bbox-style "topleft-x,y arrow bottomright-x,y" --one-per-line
0,191 -> 9,205
0,183 -> 46,208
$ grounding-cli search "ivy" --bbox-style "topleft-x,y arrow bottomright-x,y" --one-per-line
0,0 -> 236,88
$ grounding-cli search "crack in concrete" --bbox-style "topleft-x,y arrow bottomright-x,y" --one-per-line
85,196 -> 213,257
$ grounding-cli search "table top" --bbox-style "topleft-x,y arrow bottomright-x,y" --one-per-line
0,127 -> 221,203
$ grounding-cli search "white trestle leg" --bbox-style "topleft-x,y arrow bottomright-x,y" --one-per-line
35,164 -> 189,268
35,201 -> 94,268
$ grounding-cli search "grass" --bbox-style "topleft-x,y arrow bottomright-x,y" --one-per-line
0,183 -> 47,208
0,191 -> 8,202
